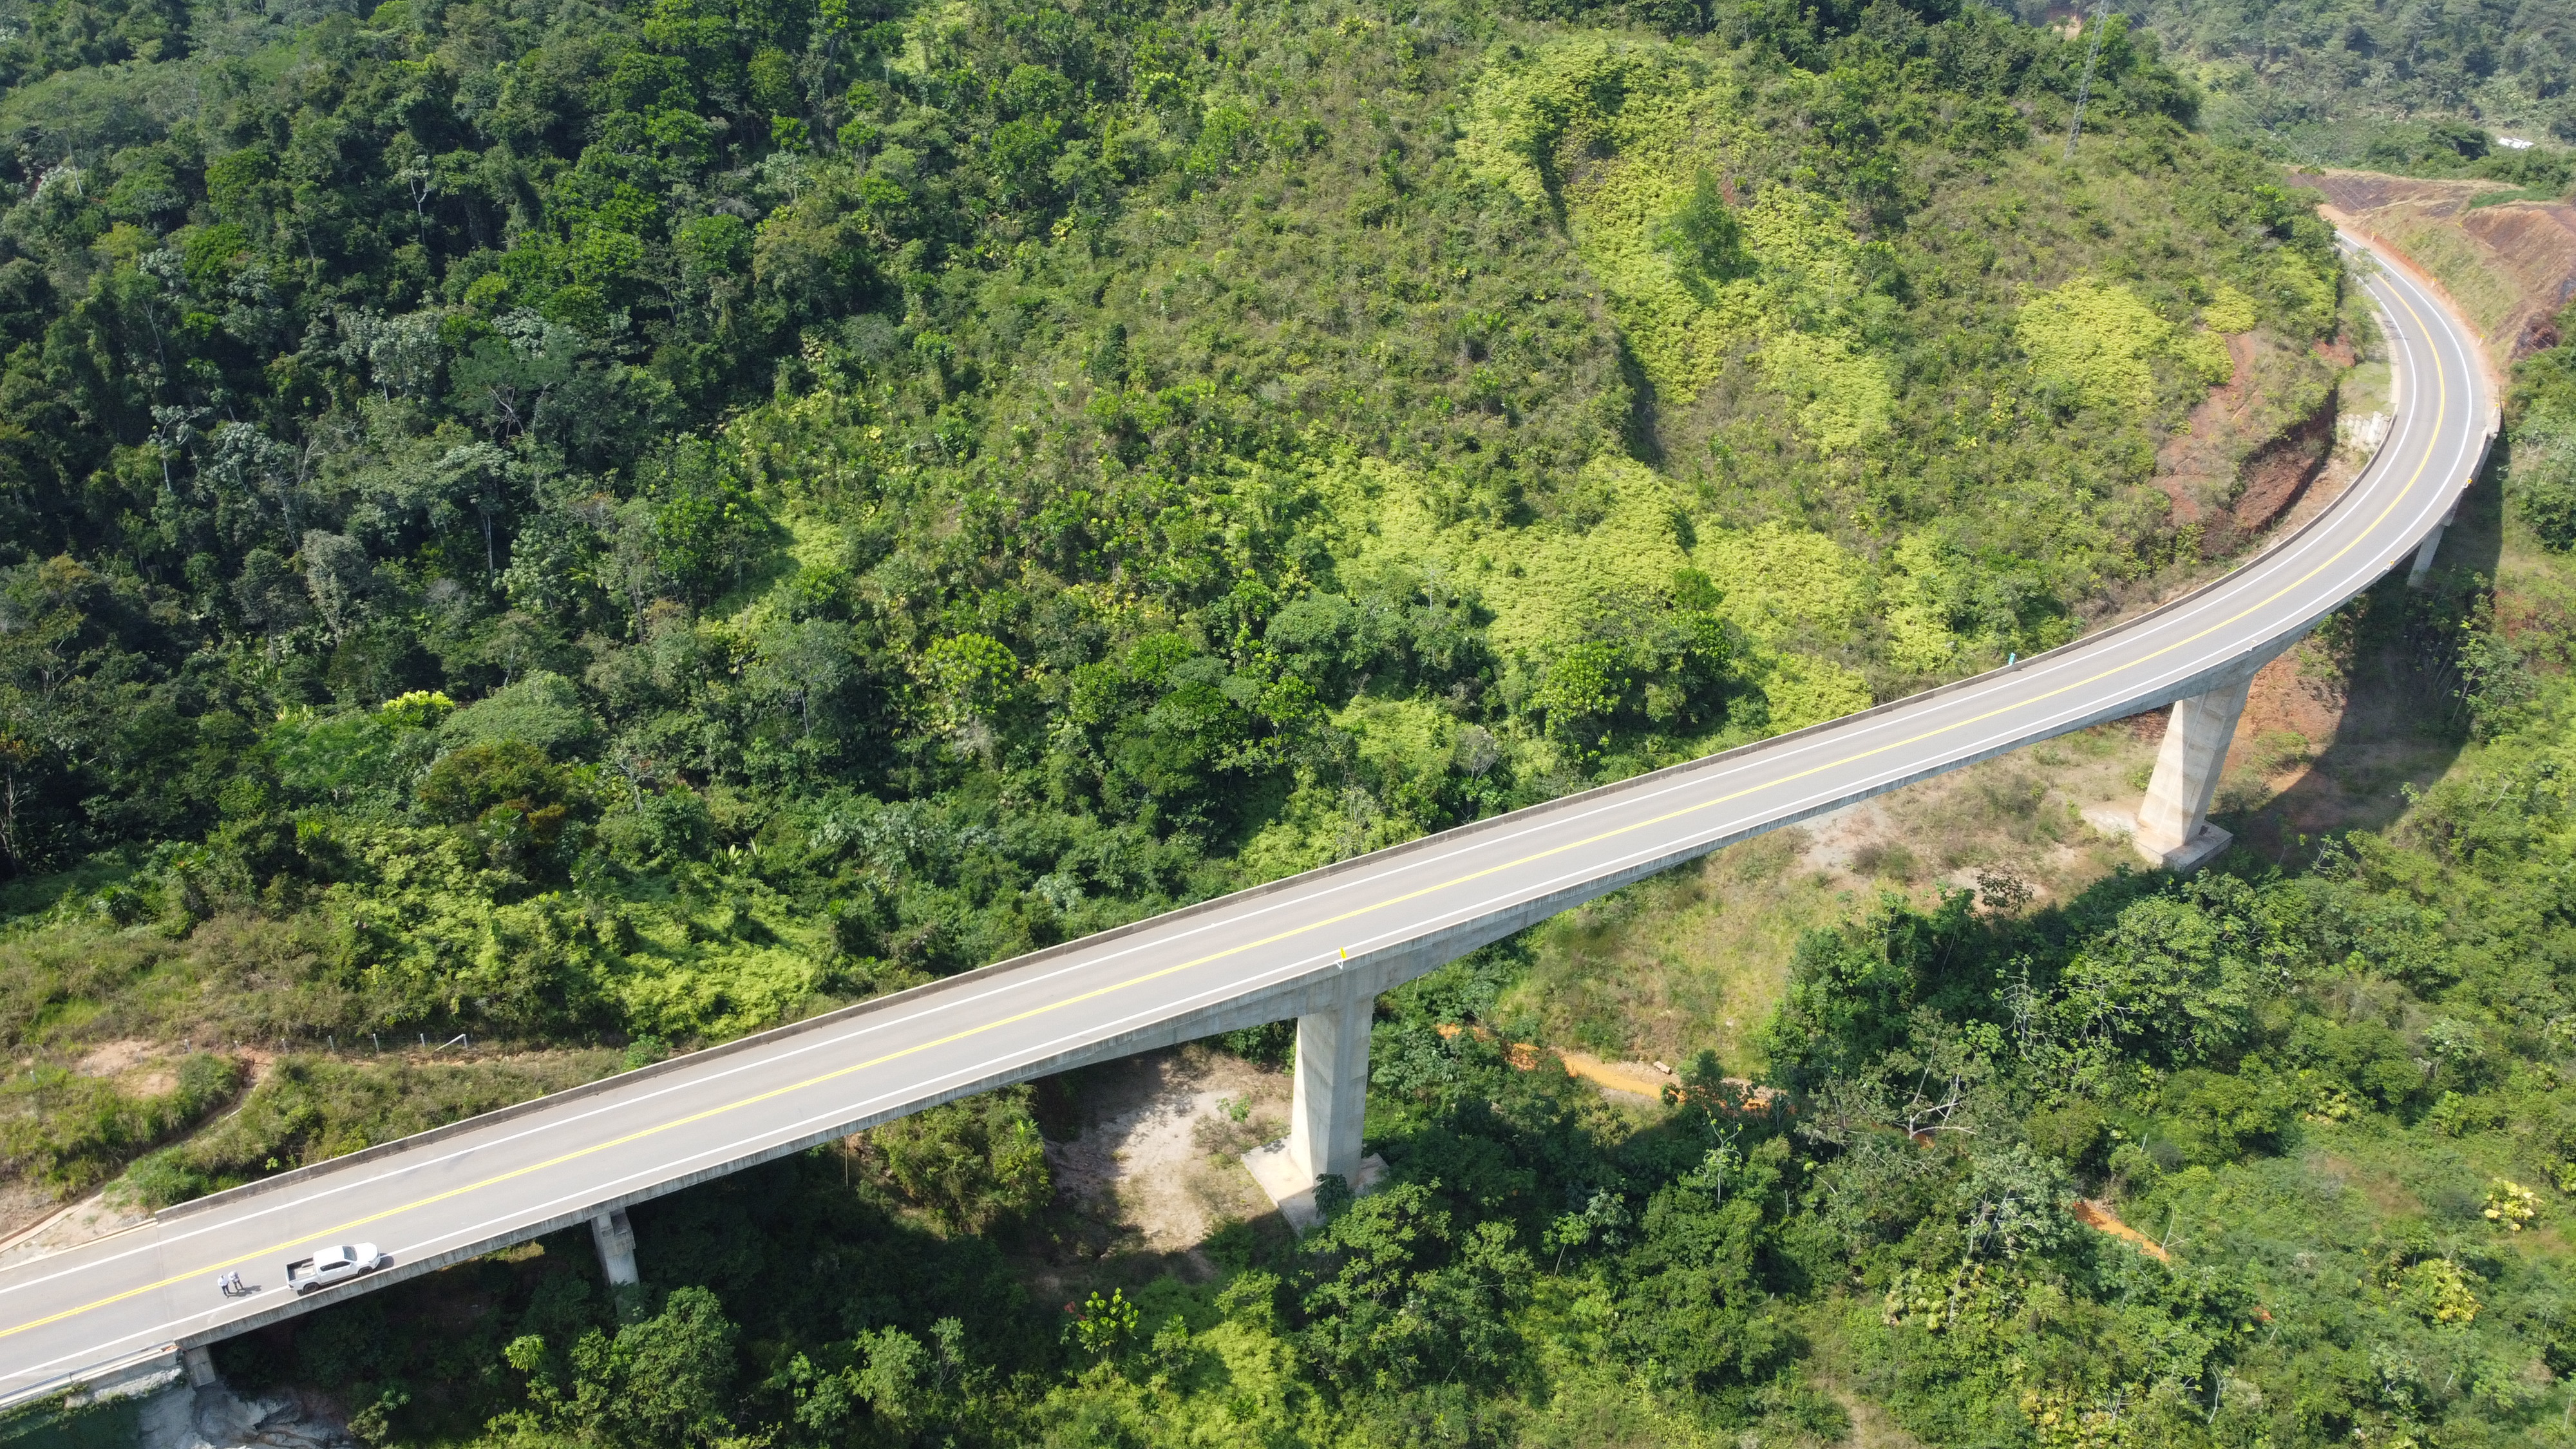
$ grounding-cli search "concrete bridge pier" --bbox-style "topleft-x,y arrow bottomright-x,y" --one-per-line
2133,670 -> 2257,872
1287,978 -> 1375,1186
2408,500 -> 2458,587
589,1208 -> 638,1287
1240,963 -> 1396,1229
1240,865 -> 1643,1226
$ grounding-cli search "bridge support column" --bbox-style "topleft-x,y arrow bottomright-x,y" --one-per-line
589,1208 -> 638,1287
2408,502 -> 2458,587
2134,672 -> 2255,872
182,1345 -> 216,1388
1288,985 -> 1373,1186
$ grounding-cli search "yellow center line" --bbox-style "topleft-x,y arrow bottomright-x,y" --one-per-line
1,271 -> 2458,1349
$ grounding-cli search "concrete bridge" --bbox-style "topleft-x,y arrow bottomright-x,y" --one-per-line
0,232 -> 2495,1406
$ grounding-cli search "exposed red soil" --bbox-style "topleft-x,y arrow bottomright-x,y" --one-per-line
1432,1023 -> 1781,1107
2227,400 -> 2336,540
2155,332 -> 2264,528
2072,1198 -> 2172,1262
2460,202 -> 2576,355
2297,169 -> 2576,368
2153,331 -> 2342,556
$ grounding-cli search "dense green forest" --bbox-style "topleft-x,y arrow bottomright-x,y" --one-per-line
2104,0 -> 2576,178
10,0 -> 2576,1440
0,0 -> 2341,1070
117,308 -> 2576,1448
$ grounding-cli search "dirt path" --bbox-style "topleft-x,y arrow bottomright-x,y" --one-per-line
0,1186 -> 149,1271
2071,1198 -> 2172,1262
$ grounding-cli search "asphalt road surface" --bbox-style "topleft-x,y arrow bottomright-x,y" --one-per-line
0,232 -> 2494,1405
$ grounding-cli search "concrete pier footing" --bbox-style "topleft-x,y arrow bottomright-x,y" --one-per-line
1240,1140 -> 1386,1233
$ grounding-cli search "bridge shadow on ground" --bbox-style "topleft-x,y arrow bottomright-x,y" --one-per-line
2217,461 -> 2503,866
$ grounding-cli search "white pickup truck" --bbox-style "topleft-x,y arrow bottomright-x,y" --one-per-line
285,1243 -> 390,1295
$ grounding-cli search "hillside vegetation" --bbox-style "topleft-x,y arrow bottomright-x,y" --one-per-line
244,294 -> 2576,1449
2106,0 -> 2576,184
8,0 -> 2555,1441
0,0 -> 2347,1187
126,458 -> 2576,1448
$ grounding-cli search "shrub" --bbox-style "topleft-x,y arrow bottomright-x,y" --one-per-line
0,1052 -> 240,1195
2513,417 -> 2576,551
2016,278 -> 2171,410
858,1086 -> 1052,1233
417,740 -> 566,826
440,673 -> 597,758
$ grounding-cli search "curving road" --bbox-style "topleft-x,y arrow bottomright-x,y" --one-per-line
0,232 -> 2494,1405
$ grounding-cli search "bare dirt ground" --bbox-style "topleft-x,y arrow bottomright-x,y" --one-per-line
1027,1045 -> 1291,1294
0,1186 -> 148,1271
2230,471 -> 2501,858
1821,1384 -> 1933,1449
2298,169 -> 2576,368
74,1038 -> 173,1091
1500,721 -> 2161,1075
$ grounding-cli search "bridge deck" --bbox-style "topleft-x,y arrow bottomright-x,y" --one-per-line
0,234 -> 2492,1405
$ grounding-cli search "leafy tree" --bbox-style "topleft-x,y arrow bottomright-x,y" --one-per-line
418,740 -> 567,827
858,1086 -> 1051,1234
1614,1137 -> 1792,1392
1658,169 -> 1750,292
1296,1180 -> 1531,1389
2054,875 -> 2274,1066
1952,1142 -> 2072,1259
645,441 -> 770,609
500,1285 -> 742,1448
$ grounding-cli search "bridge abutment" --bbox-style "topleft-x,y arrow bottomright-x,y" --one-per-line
2134,670 -> 2255,871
